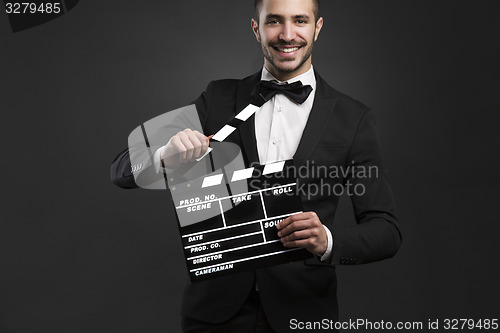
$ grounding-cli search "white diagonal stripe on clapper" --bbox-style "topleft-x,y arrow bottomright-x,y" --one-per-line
201,174 -> 224,188
263,161 -> 286,175
235,104 -> 259,121
212,125 -> 236,142
231,167 -> 255,182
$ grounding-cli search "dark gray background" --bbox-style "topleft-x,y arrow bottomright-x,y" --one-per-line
1,1 -> 499,332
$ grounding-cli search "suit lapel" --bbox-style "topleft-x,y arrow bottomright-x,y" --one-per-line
236,71 -> 262,165
293,71 -> 339,165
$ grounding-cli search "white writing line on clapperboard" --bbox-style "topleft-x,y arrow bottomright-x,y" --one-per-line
176,182 -> 297,209
189,248 -> 302,273
218,200 -> 227,227
184,231 -> 263,249
181,211 -> 302,239
258,191 -> 269,241
186,239 -> 281,260
184,207 -> 303,272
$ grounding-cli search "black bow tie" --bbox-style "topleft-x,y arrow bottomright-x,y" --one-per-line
257,80 -> 313,106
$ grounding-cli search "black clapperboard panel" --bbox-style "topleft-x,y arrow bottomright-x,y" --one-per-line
169,157 -> 312,282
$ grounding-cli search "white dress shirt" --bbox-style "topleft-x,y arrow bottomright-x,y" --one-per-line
256,65 -> 333,262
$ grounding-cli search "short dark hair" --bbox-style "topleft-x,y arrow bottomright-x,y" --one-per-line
253,0 -> 321,23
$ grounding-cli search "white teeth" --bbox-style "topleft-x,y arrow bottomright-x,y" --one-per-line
277,47 -> 299,53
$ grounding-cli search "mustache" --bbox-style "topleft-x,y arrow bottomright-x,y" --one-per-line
270,41 -> 306,47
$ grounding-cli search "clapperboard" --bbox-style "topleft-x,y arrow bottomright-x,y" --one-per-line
171,157 -> 312,282
129,84 -> 313,282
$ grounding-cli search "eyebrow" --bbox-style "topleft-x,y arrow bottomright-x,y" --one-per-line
265,14 -> 311,21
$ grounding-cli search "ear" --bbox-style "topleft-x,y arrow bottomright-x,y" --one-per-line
251,18 -> 261,43
314,17 -> 324,41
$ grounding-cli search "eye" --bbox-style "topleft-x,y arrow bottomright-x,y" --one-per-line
266,19 -> 280,25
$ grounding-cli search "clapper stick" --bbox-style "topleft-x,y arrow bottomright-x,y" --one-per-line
196,84 -> 272,160
208,79 -> 312,143
211,103 -> 261,142
196,102 -> 262,162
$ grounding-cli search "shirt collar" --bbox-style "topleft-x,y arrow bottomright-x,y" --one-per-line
261,65 -> 316,91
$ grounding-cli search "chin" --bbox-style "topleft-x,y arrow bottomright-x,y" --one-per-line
276,63 -> 301,73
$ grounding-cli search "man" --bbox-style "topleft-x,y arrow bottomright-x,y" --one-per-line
111,0 -> 402,331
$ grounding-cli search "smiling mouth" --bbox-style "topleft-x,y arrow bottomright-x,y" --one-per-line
273,46 -> 301,53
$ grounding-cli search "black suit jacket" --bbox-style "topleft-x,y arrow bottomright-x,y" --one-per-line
111,70 -> 402,332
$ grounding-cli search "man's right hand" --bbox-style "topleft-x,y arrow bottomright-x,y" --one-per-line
160,129 -> 211,168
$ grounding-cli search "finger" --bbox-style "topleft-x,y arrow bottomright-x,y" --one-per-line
283,236 -> 326,256
282,238 -> 311,249
182,130 -> 197,161
277,216 -> 292,230
193,130 -> 209,142
194,131 -> 210,157
277,220 -> 311,237
189,133 -> 205,159
170,136 -> 187,161
280,229 -> 313,243
277,213 -> 307,230
202,134 -> 214,154
178,132 -> 195,161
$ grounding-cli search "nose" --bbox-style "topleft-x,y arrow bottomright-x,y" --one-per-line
279,22 -> 297,42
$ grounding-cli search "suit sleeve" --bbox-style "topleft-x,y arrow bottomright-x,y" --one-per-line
331,108 -> 402,265
110,147 -> 138,189
110,82 -> 214,189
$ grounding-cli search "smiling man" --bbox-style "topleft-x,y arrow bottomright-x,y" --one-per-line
111,0 -> 402,332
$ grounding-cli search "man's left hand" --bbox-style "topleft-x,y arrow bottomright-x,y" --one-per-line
277,212 -> 328,256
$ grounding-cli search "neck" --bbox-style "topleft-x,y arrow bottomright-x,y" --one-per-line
264,59 -> 313,82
